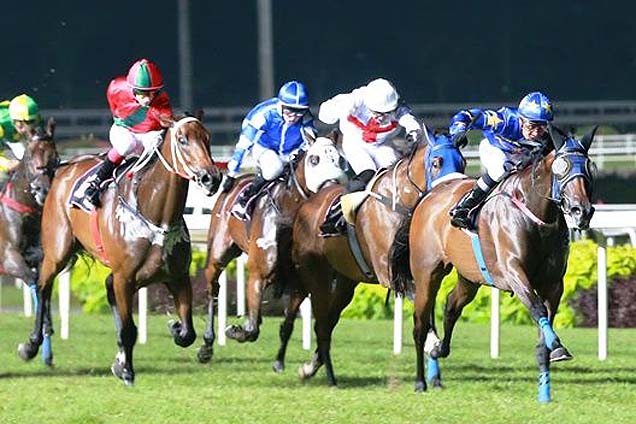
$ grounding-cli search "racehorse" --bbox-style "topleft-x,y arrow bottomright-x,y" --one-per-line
0,119 -> 58,364
197,134 -> 347,369
18,116 -> 222,385
290,130 -> 464,386
390,127 -> 596,401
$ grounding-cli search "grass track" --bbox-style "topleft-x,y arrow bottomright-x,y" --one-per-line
1,312 -> 635,423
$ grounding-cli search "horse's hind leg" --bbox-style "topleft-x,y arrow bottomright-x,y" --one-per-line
273,289 -> 307,373
434,274 -> 479,359
164,274 -> 197,348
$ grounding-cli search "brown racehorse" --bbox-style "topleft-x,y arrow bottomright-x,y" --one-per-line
197,134 -> 347,370
290,131 -> 464,386
390,127 -> 596,401
0,119 -> 58,365
18,116 -> 221,385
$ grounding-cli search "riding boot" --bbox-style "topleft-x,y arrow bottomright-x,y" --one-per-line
84,158 -> 118,208
231,174 -> 267,220
319,169 -> 374,236
449,174 -> 496,229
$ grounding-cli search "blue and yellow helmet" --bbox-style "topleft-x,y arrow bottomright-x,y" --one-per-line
518,91 -> 554,122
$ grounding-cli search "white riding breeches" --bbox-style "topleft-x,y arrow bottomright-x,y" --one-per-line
252,143 -> 288,181
341,135 -> 400,175
479,138 -> 508,182
109,124 -> 164,157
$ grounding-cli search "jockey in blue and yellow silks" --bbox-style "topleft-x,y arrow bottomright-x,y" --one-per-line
223,80 -> 316,220
0,94 -> 42,174
447,91 -> 554,229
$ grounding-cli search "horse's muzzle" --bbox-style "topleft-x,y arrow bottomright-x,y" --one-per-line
195,169 -> 222,195
568,204 -> 595,230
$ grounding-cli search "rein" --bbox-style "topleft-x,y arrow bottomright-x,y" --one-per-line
0,182 -> 37,214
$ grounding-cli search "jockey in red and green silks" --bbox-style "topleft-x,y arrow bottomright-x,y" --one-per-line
83,58 -> 174,208
0,94 -> 41,173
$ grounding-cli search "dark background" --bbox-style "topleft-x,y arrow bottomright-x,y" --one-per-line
4,1 -> 635,109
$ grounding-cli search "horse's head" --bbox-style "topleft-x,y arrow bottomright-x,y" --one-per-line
23,118 -> 59,206
303,133 -> 348,194
164,116 -> 222,195
424,130 -> 466,190
548,125 -> 597,230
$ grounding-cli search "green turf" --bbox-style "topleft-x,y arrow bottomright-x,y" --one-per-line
1,313 -> 635,423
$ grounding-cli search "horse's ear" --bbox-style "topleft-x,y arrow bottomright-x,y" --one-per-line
581,125 -> 598,151
303,128 -> 317,145
46,117 -> 56,139
194,109 -> 204,121
548,123 -> 565,151
328,128 -> 343,147
422,123 -> 433,145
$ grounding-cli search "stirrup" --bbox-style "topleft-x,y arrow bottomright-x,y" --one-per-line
449,208 -> 471,229
231,203 -> 249,221
84,184 -> 102,208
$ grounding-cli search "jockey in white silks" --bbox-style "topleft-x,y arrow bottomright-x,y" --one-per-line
317,78 -> 422,235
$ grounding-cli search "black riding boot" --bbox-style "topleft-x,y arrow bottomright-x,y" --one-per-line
449,174 -> 496,229
232,174 -> 267,220
319,169 -> 374,236
84,158 -> 118,208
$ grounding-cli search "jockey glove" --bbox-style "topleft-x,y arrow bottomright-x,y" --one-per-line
406,130 -> 420,144
222,175 -> 236,193
451,130 -> 468,148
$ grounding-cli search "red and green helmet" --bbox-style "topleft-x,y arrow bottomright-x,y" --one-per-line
126,58 -> 164,91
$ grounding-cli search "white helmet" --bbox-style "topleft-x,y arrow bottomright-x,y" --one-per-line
365,78 -> 399,113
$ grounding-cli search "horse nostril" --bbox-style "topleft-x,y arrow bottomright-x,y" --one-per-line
200,174 -> 211,185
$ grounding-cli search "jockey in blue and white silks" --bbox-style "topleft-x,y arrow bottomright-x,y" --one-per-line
447,91 -> 554,229
223,80 -> 316,220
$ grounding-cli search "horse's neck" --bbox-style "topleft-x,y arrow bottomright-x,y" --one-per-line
377,144 -> 426,208
509,154 -> 559,223
134,133 -> 187,226
7,169 -> 36,206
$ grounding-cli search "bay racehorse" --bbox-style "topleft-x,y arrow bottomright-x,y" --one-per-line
18,116 -> 221,385
197,134 -> 347,369
0,119 -> 58,364
390,126 -> 596,401
290,130 -> 464,386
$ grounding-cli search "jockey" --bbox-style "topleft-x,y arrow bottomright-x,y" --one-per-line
83,58 -> 173,208
222,80 -> 316,220
447,91 -> 554,229
317,78 -> 422,235
0,94 -> 41,173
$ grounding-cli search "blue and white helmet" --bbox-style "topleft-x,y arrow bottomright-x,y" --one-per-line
278,81 -> 309,109
518,91 -> 554,122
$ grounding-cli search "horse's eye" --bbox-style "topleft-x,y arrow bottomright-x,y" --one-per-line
308,155 -> 320,166
178,136 -> 188,145
432,157 -> 442,169
552,156 -> 570,179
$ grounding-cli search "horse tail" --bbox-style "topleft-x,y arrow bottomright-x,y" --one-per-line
389,213 -> 413,296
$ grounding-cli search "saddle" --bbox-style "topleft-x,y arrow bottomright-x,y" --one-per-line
69,158 -> 137,213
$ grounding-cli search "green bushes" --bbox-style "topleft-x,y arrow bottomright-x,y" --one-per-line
342,240 -> 636,328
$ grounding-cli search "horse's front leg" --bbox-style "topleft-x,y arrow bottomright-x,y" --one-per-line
165,274 -> 197,348
225,272 -> 264,343
273,290 -> 307,373
110,275 -> 137,385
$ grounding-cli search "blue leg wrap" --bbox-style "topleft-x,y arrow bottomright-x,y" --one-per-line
42,336 -> 52,364
538,317 -> 558,350
29,284 -> 39,311
426,357 -> 441,382
538,371 -> 551,403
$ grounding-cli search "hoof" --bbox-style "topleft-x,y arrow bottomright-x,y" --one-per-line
17,342 -> 38,361
430,378 -> 443,389
169,321 -> 196,347
197,345 -> 213,364
272,360 -> 284,374
111,360 -> 135,386
414,380 -> 427,392
550,346 -> 573,363
297,363 -> 315,381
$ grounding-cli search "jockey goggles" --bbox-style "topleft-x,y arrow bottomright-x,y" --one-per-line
133,88 -> 160,97
282,106 -> 307,117
521,118 -> 548,131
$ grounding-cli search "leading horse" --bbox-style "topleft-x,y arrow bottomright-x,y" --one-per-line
390,127 -> 596,401
18,116 -> 221,385
290,130 -> 464,385
197,134 -> 347,368
1,119 -> 58,364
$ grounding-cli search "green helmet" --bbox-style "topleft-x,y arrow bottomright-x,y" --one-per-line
9,94 -> 40,121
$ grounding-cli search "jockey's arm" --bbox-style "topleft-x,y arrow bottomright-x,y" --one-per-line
318,87 -> 364,125
226,124 -> 260,177
396,106 -> 423,142
449,108 -> 506,136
